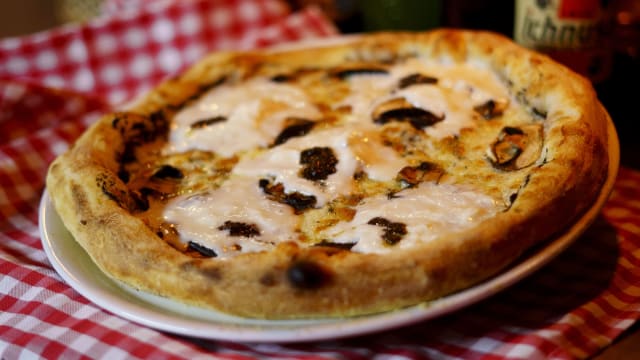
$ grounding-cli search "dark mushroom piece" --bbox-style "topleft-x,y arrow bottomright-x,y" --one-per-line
332,66 -> 389,79
396,161 -> 444,187
398,73 -> 438,89
187,241 -> 217,258
218,221 -> 260,237
259,178 -> 317,214
473,99 -> 509,120
190,116 -> 227,129
272,117 -> 315,146
372,97 -> 444,130
151,165 -> 184,180
299,146 -> 338,181
488,124 -> 544,171
367,217 -> 408,246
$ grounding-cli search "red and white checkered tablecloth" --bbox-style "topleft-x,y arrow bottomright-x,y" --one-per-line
2,0 -> 640,358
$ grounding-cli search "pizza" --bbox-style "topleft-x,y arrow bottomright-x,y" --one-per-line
45,30 -> 611,319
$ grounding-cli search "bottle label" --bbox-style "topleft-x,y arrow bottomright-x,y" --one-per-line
514,0 -> 602,50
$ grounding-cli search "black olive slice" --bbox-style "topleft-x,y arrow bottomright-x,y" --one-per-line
489,124 -> 544,171
367,217 -> 407,245
396,161 -> 444,187
299,147 -> 338,181
218,221 -> 260,237
272,118 -> 315,146
187,241 -> 217,258
372,98 -> 444,130
398,73 -> 438,89
190,116 -> 226,129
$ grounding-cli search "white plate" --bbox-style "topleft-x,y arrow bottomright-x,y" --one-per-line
38,117 -> 619,343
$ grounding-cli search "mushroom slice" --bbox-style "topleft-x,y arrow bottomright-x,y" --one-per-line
473,99 -> 509,120
372,97 -> 444,130
332,65 -> 388,79
488,124 -> 544,170
396,161 -> 444,187
398,73 -> 438,89
272,117 -> 315,146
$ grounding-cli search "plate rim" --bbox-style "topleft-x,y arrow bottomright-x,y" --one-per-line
38,116 -> 620,343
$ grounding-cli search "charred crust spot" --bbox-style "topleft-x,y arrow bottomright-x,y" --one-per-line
190,116 -> 226,129
117,169 -> 130,183
80,220 -> 87,225
96,173 -> 124,207
272,118 -> 315,146
152,165 -> 184,180
473,100 -> 507,120
97,173 -> 151,212
313,240 -> 355,250
396,161 -> 444,187
129,190 -> 149,212
188,241 -> 217,258
114,111 -> 169,164
398,73 -> 438,89
218,221 -> 260,237
259,178 -> 317,214
287,261 -> 331,289
333,67 -> 388,79
260,273 -> 278,286
199,265 -> 222,280
299,147 -> 338,181
367,217 -> 407,245
120,142 -> 137,164
71,183 -> 90,216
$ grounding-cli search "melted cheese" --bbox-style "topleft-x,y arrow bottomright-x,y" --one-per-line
168,78 -> 320,157
161,58 -> 509,256
322,182 -> 497,253
163,176 -> 299,257
233,127 -> 358,207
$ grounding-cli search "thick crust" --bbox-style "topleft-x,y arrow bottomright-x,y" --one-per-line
46,29 -> 609,319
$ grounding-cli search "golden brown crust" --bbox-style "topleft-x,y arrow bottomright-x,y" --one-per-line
46,29 -> 610,319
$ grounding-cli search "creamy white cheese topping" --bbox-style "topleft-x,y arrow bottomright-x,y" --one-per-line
168,78 -> 321,157
163,176 -> 299,257
322,182 -> 497,253
162,58 -> 509,256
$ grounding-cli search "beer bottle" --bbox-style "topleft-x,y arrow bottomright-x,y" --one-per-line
514,0 -> 611,83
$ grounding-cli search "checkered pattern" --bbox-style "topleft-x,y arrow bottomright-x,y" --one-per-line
0,0 -> 336,105
2,1 -> 640,358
